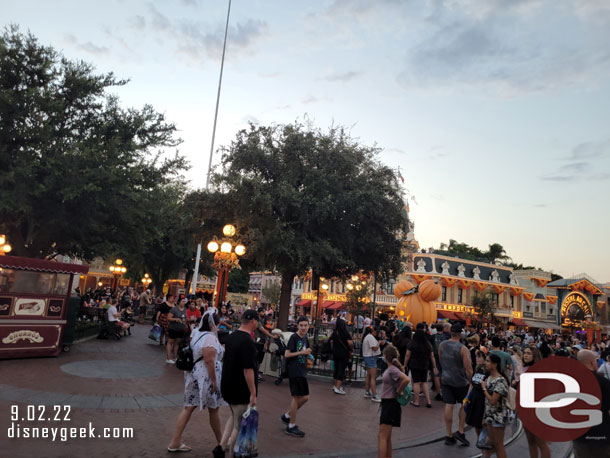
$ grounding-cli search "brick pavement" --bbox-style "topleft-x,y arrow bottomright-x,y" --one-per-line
0,323 -> 571,458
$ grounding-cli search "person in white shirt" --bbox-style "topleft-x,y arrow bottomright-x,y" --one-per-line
362,327 -> 382,402
363,315 -> 372,328
107,298 -> 130,335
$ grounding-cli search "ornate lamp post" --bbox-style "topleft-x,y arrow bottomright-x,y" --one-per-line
0,234 -> 12,256
108,258 -> 127,291
207,224 -> 246,308
141,273 -> 152,288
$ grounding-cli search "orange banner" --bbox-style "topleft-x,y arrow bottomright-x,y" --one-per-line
546,295 -> 558,305
441,277 -> 457,287
410,274 -> 429,284
510,287 -> 524,296
492,285 -> 506,294
474,282 -> 488,292
531,277 -> 550,288
523,292 -> 535,302
458,279 -> 473,290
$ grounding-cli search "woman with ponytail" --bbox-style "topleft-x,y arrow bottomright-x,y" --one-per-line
378,344 -> 411,458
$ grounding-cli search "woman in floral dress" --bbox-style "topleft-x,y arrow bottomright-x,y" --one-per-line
168,307 -> 226,457
481,352 -> 511,458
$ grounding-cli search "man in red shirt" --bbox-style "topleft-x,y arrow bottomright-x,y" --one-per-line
186,300 -> 201,332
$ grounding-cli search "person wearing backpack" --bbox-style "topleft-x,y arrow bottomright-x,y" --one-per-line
168,307 -> 227,457
481,352 -> 511,458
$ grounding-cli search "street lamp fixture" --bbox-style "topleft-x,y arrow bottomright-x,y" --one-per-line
321,283 -> 329,291
346,283 -> 353,290
109,258 -> 127,290
141,273 -> 152,286
0,234 -> 12,255
207,223 -> 246,307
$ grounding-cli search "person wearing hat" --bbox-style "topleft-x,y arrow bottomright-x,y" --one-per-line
438,323 -> 473,446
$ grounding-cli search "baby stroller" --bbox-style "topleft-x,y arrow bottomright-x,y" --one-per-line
269,329 -> 292,385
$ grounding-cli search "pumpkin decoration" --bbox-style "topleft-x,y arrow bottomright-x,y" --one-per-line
395,279 -> 440,324
419,280 -> 442,302
393,280 -> 414,297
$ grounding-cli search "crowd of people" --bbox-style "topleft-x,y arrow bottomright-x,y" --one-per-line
77,289 -> 610,458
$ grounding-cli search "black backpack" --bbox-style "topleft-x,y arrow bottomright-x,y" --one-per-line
176,333 -> 207,371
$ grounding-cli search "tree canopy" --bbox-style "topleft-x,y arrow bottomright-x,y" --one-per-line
0,26 -> 187,260
208,122 -> 408,328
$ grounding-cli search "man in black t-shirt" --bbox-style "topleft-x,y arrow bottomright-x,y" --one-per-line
220,309 -> 259,457
281,316 -> 312,438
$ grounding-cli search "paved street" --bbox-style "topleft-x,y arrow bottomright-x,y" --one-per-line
1,324 -> 571,458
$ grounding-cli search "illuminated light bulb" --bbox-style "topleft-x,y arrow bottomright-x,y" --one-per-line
222,224 -> 236,237
235,245 -> 246,256
220,242 -> 232,253
207,241 -> 219,253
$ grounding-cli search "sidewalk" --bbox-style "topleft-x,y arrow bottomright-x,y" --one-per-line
1,323 -> 570,457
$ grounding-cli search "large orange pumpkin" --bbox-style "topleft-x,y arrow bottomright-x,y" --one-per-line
396,294 -> 437,324
393,280 -> 414,297
419,280 -> 442,302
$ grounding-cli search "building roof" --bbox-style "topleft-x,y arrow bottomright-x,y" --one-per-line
412,254 -> 514,285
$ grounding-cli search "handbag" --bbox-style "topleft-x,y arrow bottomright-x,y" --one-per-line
234,406 -> 258,458
175,333 -> 206,372
148,324 -> 161,342
390,371 -> 412,406
505,386 -> 517,411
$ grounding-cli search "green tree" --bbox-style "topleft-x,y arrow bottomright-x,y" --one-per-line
228,268 -> 250,293
0,26 -> 186,259
211,122 -> 407,329
485,243 -> 510,264
472,291 -> 497,324
262,280 -> 282,306
345,281 -> 371,317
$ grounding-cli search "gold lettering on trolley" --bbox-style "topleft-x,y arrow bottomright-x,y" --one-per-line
2,330 -> 44,344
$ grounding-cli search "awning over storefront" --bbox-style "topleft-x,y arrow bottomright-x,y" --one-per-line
453,312 -> 466,321
296,299 -> 311,308
437,310 -> 458,320
510,318 -> 527,327
321,301 -> 335,308
523,320 -> 562,330
328,302 -> 346,310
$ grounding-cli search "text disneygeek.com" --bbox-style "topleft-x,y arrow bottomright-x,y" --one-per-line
7,405 -> 134,442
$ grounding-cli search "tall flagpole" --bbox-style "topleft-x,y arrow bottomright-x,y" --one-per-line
191,0 -> 232,295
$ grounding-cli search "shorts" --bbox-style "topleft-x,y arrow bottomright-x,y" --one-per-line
485,419 -> 507,428
333,358 -> 348,381
168,328 -> 186,340
380,398 -> 402,427
230,404 -> 249,430
364,355 -> 379,369
289,377 -> 309,397
441,384 -> 469,404
410,368 -> 428,383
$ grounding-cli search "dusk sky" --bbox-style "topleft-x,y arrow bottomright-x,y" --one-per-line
5,0 -> 610,281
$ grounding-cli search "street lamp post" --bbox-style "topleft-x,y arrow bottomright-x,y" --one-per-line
207,224 -> 246,308
0,234 -> 12,255
108,258 -> 127,291
141,273 -> 152,289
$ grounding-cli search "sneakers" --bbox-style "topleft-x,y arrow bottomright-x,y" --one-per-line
212,444 -> 225,458
435,393 -> 443,401
370,394 -> 381,403
444,436 -> 457,445
166,359 -> 175,364
280,414 -> 290,425
453,431 -> 470,447
333,387 -> 346,395
285,425 -> 305,437
363,391 -> 372,398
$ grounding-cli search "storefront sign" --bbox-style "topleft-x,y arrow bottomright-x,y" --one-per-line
561,292 -> 592,323
2,330 -> 44,344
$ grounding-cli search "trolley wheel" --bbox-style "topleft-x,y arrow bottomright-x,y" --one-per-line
62,345 -> 71,352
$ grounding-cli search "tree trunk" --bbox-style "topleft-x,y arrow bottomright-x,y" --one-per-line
278,270 -> 295,330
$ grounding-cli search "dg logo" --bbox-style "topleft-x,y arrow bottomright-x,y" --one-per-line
517,357 -> 602,441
